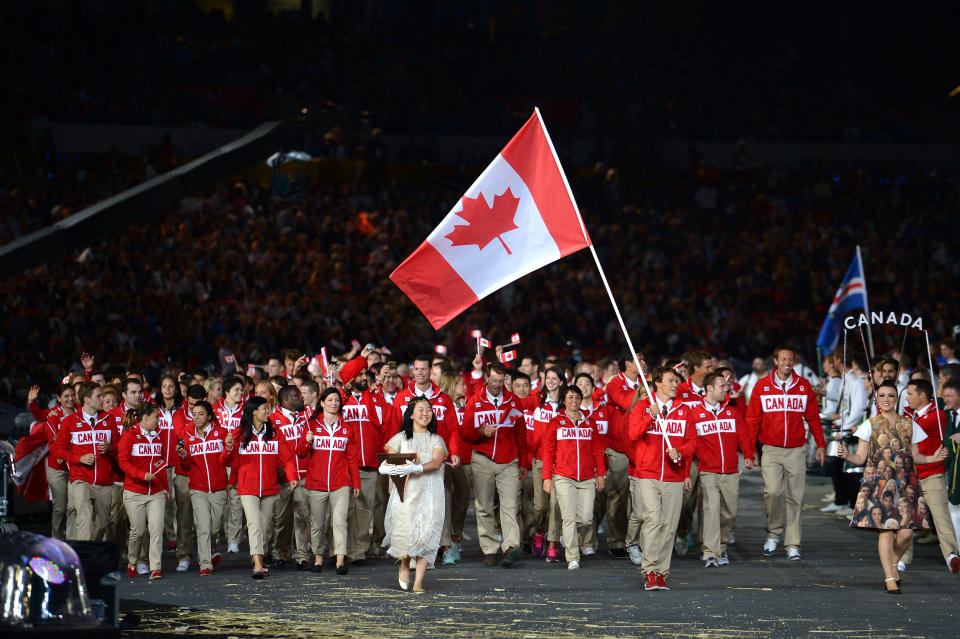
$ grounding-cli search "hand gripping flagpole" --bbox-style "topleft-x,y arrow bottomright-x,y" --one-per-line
534,107 -> 673,449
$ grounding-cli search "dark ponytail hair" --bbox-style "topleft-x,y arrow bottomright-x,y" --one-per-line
123,402 -> 160,431
239,396 -> 273,447
400,396 -> 437,440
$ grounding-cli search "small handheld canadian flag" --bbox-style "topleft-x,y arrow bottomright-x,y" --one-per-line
246,364 -> 257,376
318,347 -> 330,378
510,333 -> 521,344
435,344 -> 448,355
500,350 -> 517,363
479,337 -> 491,349
470,329 -> 482,339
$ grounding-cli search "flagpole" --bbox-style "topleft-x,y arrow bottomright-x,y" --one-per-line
924,330 -> 945,440
856,245 -> 875,358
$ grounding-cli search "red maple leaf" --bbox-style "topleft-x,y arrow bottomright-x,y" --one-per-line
444,188 -> 521,255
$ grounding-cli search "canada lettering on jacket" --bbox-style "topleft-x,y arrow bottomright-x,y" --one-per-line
312,437 -> 348,451
72,430 -> 112,445
696,419 -> 737,437
648,420 -> 685,436
761,395 -> 807,412
475,410 -> 511,427
189,440 -> 224,455
594,420 -> 608,434
342,405 -> 370,423
558,427 -> 594,440
133,442 -> 163,456
239,440 -> 279,454
278,423 -> 303,441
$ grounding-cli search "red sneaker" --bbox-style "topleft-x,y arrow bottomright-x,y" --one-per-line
211,552 -> 223,568
644,572 -> 658,591
949,554 -> 960,573
167,540 -> 177,551
199,568 -> 212,576
532,533 -> 545,557
545,546 -> 560,563
149,571 -> 163,580
656,574 -> 670,590
126,565 -> 137,579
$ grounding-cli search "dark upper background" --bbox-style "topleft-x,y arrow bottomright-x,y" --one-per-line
1,0 -> 958,400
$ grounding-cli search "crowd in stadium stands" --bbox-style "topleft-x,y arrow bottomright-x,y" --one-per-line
2,1 -> 957,145
1,156 -> 957,405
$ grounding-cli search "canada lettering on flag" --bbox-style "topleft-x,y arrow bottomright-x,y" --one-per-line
390,109 -> 592,329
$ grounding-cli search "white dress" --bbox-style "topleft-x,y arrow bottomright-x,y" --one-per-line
383,431 -> 447,567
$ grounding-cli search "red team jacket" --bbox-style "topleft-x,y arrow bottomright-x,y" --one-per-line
745,373 -> 825,450
604,372 -> 642,456
461,387 -> 527,465
689,400 -> 755,474
270,407 -> 309,481
44,405 -> 73,472
296,415 -> 360,492
627,395 -> 697,482
392,383 -> 462,461
54,410 -> 115,486
117,427 -> 169,495
528,399 -> 560,463
541,412 -> 607,481
178,422 -> 231,492
221,428 -> 297,497
913,401 -> 948,480
341,390 -> 389,469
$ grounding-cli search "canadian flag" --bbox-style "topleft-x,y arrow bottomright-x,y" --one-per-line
500,350 -> 517,363
479,337 -> 491,348
435,344 -> 448,355
510,333 -> 521,344
390,109 -> 592,329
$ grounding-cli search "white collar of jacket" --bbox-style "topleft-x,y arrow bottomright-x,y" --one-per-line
703,400 -> 721,414
486,390 -> 504,405
189,423 -> 213,439
280,406 -> 298,421
620,373 -> 639,389
914,401 -> 935,420
414,384 -> 438,399
560,411 -> 587,426
770,372 -> 798,391
140,427 -> 159,440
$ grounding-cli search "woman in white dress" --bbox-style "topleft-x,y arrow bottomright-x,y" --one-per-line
379,396 -> 447,593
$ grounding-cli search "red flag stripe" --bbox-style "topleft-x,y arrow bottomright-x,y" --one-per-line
500,113 -> 591,256
390,241 -> 479,330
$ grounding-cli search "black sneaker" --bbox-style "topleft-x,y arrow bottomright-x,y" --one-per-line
336,564 -> 349,575
609,547 -> 628,559
272,559 -> 285,569
501,547 -> 522,568
297,561 -> 310,571
351,558 -> 369,567
310,564 -> 323,573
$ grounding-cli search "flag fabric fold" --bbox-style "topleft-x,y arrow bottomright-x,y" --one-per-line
816,253 -> 868,354
390,109 -> 592,329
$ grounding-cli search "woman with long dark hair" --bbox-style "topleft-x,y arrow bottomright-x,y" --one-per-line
531,366 -> 565,561
221,396 -> 296,579
298,387 -> 360,574
379,396 -> 447,593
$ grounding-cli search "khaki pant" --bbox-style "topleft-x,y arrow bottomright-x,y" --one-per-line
190,490 -> 226,570
520,468 -> 535,544
372,473 -> 389,549
760,445 -> 806,549
347,469 -> 378,560
554,476 -> 596,562
949,503 -> 960,554
108,483 -> 129,549
173,474 -> 196,561
123,490 -> 166,572
700,471 -> 739,559
272,481 -> 310,562
677,459 -> 701,547
472,454 -> 521,554
604,450 -> 631,548
225,483 -> 244,545
240,494 -> 279,557
626,476 -> 646,548
441,466 -> 456,547
72,481 -> 112,541
310,487 -> 351,557
163,468 -> 177,542
530,458 -> 561,541
46,467 -> 69,540
450,464 -> 471,542
66,480 -> 77,539
919,474 -> 960,561
638,478 -> 683,576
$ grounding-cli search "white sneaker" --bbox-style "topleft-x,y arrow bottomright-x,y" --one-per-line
176,560 -> 190,572
674,535 -> 688,556
897,561 -> 907,573
762,538 -> 779,556
227,543 -> 240,554
728,531 -> 736,545
582,546 -> 596,556
820,503 -> 843,513
567,560 -> 580,571
136,562 -> 150,575
836,507 -> 854,516
821,491 -> 836,503
786,547 -> 802,561
627,545 -> 643,566
718,552 -> 730,566
704,557 -> 719,568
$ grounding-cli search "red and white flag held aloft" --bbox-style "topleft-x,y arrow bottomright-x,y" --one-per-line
390,109 -> 592,329
501,350 -> 517,363
510,332 -> 521,344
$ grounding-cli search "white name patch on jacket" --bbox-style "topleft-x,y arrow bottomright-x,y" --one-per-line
239,440 -> 279,455
647,419 -> 686,436
558,427 -> 593,440
473,408 -> 521,428
278,423 -> 303,441
312,437 -> 348,451
342,405 -> 370,423
188,440 -> 224,455
696,419 -> 737,436
761,395 -> 807,413
71,429 -> 112,445
594,419 -> 609,435
133,442 -> 163,456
